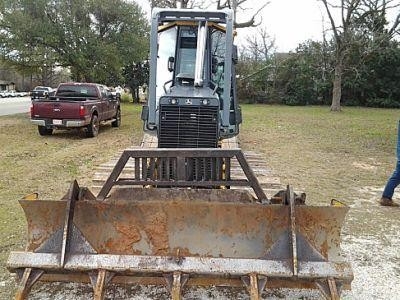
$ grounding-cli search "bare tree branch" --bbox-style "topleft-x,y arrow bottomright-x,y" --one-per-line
321,0 -> 341,41
217,0 -> 269,28
243,26 -> 275,61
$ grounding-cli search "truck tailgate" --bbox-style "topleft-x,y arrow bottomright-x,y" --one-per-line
32,100 -> 85,119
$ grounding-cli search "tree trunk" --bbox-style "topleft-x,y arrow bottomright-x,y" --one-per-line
132,88 -> 139,103
330,55 -> 343,111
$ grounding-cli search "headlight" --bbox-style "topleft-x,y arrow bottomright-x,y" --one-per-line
170,98 -> 178,104
202,99 -> 209,105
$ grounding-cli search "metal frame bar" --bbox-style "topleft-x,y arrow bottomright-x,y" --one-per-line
97,148 -> 267,201
164,272 -> 189,300
8,252 -> 353,281
241,273 -> 268,300
60,180 -> 80,267
23,274 -> 351,290
89,270 -> 115,300
14,268 -> 44,300
288,185 -> 299,276
9,251 -> 352,299
157,8 -> 229,23
222,9 -> 233,128
316,277 -> 343,300
148,8 -> 160,126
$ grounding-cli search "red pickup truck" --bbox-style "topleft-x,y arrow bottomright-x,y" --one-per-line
30,82 -> 121,137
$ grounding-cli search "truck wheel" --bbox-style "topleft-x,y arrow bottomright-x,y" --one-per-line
38,126 -> 53,136
112,108 -> 121,127
86,114 -> 99,137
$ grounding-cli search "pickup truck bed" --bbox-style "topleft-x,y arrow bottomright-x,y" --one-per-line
31,83 -> 121,137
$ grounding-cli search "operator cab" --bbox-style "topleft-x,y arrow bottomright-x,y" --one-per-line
142,9 -> 241,147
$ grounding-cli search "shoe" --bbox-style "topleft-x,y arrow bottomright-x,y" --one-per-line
379,197 -> 399,207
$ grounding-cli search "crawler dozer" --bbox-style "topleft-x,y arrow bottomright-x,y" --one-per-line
7,8 -> 353,300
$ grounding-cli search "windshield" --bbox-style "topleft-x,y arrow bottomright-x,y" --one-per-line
156,24 -> 226,97
34,87 -> 49,91
211,29 -> 226,94
56,85 -> 98,98
156,26 -> 177,103
176,27 -> 197,78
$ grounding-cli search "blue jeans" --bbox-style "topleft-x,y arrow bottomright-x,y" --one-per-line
382,160 -> 400,199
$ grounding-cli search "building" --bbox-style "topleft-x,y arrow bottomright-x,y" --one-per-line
0,80 -> 15,91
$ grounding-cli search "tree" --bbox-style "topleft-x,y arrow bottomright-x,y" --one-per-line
0,0 -> 150,86
320,0 -> 362,111
278,41 -> 334,105
243,27 -> 275,62
123,60 -> 150,103
236,27 -> 276,103
355,0 -> 400,40
320,0 -> 400,111
341,37 -> 400,107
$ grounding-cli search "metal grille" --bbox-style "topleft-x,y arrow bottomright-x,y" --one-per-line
142,157 -> 224,181
159,105 -> 219,148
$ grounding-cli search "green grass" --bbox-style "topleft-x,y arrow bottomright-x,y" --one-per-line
0,103 -> 143,298
240,105 -> 399,202
120,92 -> 134,102
0,103 -> 399,298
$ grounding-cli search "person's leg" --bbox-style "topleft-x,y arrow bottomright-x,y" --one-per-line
381,160 -> 400,206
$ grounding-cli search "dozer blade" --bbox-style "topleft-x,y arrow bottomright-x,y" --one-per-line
8,150 -> 353,300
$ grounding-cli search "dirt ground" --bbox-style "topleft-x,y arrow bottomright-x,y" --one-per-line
1,105 -> 399,299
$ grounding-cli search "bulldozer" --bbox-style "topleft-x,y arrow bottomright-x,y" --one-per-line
7,8 -> 353,300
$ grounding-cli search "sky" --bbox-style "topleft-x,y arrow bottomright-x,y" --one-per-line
134,0 -> 326,52
244,0 -> 326,52
133,0 -> 397,52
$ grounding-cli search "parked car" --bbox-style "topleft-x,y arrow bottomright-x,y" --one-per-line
16,91 -> 29,97
30,82 -> 121,137
0,90 -> 16,97
30,86 -> 54,100
111,86 -> 123,100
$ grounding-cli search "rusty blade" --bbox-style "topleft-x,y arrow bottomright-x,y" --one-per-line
19,188 -> 349,263
295,205 -> 349,261
19,199 -> 65,252
20,199 -> 288,258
